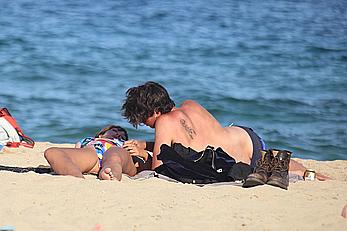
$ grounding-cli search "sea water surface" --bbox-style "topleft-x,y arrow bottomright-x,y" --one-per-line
1,0 -> 346,160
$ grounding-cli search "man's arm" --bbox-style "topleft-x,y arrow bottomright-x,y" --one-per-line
151,117 -> 174,170
289,159 -> 306,175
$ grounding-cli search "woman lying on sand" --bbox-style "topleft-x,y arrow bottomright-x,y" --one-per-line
44,125 -> 152,180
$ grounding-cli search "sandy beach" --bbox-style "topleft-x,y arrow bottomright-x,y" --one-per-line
0,142 -> 346,231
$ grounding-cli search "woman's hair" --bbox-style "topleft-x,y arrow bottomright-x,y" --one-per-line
95,125 -> 128,140
122,81 -> 175,127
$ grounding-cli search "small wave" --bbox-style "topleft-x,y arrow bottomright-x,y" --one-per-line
186,46 -> 238,58
0,39 -> 9,47
16,75 -> 51,82
150,11 -> 169,20
23,96 -> 81,107
340,55 -> 347,61
268,98 -> 309,107
318,98 -> 347,108
0,93 -> 16,101
224,96 -> 259,105
0,36 -> 28,48
307,46 -> 347,53
225,96 -> 310,109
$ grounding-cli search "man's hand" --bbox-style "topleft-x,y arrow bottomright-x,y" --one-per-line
123,140 -> 148,160
124,140 -> 146,149
316,172 -> 330,181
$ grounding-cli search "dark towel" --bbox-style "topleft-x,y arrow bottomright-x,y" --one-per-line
155,144 -> 252,184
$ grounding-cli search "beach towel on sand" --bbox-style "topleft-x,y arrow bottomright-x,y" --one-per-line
131,170 -> 303,186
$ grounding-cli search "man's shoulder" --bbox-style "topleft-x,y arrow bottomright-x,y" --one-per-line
157,100 -> 201,126
181,100 -> 206,111
181,100 -> 199,107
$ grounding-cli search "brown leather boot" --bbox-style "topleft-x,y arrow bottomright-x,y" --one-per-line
242,150 -> 273,188
267,149 -> 292,190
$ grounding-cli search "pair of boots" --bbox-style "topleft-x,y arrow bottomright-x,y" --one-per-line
243,149 -> 292,190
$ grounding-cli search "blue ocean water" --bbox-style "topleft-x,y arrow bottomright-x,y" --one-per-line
1,0 -> 346,160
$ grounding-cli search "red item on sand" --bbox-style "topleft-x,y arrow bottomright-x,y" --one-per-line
0,107 -> 35,148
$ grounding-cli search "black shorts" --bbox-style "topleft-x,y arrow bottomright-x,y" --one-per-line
237,126 -> 266,169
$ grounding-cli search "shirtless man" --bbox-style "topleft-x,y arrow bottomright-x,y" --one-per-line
120,81 -> 328,184
123,84 -> 257,169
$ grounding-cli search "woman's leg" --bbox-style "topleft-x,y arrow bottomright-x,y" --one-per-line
44,146 -> 99,178
99,147 -> 136,181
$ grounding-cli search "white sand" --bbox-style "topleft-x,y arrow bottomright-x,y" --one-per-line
0,142 -> 346,231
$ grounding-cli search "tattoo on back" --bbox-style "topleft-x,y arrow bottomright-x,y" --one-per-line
180,119 -> 196,139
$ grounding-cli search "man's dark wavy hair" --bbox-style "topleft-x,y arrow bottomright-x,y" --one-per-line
122,81 -> 175,127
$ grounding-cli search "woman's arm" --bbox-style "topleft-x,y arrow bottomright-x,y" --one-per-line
289,159 -> 330,181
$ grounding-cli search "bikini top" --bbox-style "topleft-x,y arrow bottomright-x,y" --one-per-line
80,137 -> 124,148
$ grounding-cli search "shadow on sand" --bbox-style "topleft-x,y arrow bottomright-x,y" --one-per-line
0,165 -> 54,174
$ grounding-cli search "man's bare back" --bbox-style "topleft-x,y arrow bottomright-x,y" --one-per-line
151,100 -> 254,168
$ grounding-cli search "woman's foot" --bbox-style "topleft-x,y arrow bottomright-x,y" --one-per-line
99,146 -> 137,181
99,167 -> 115,180
98,163 -> 122,181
